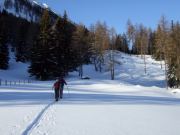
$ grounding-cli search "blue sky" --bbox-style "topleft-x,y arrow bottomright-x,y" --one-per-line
36,0 -> 180,34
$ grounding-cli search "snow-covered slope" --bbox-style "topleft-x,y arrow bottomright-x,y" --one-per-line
0,52 -> 180,135
0,50 -> 30,81
0,0 -> 57,22
1,0 -> 37,21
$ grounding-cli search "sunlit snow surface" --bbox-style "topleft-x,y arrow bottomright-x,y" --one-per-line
0,52 -> 180,135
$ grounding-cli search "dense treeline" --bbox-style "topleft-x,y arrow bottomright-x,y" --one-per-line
0,8 -> 95,80
0,10 -> 39,62
1,1 -> 179,87
28,10 -> 129,80
29,10 -> 78,80
0,1 -> 130,81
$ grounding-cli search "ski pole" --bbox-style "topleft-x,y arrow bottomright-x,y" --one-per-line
66,85 -> 70,97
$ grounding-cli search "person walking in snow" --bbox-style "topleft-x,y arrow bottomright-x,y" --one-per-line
59,77 -> 67,99
53,78 -> 61,101
53,77 -> 67,101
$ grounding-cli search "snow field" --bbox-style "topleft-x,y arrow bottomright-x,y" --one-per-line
0,52 -> 180,135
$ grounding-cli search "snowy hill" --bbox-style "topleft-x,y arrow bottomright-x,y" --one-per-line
0,52 -> 180,135
80,51 -> 165,87
0,50 -> 30,81
0,51 -> 166,86
0,0 -> 57,22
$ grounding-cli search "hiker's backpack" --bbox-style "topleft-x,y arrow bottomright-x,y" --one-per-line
54,81 -> 60,89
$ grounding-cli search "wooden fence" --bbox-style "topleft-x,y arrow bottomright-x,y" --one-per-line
0,79 -> 32,86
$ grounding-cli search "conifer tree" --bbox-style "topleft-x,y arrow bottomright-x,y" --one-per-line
0,16 -> 9,69
115,34 -> 129,53
58,11 -> 76,76
167,22 -> 180,88
0,36 -> 9,69
28,9 -> 52,80
115,35 -> 122,51
62,11 -> 73,76
148,31 -> 156,55
15,21 -> 28,62
121,34 -> 129,53
50,17 -> 66,77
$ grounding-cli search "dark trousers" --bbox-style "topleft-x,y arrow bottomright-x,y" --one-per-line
54,89 -> 60,100
60,85 -> 65,98
60,88 -> 63,98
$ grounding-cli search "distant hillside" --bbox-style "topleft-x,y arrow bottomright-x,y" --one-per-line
0,0 -> 58,22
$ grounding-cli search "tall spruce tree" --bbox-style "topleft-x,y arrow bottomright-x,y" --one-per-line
167,22 -> 180,88
15,21 -> 28,62
148,31 -> 156,55
0,15 -> 9,69
0,36 -> 9,69
50,17 -> 66,77
59,11 -> 76,76
28,9 -> 52,80
115,34 -> 129,53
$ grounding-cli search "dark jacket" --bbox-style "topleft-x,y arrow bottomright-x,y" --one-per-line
59,78 -> 67,89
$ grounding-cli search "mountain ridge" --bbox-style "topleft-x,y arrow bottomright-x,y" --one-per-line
0,0 -> 58,22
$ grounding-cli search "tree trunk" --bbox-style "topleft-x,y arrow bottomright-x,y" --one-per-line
144,54 -> 146,74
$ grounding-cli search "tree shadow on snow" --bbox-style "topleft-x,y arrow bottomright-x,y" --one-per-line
120,78 -> 165,88
62,93 -> 180,105
0,91 -> 54,106
1,91 -> 180,106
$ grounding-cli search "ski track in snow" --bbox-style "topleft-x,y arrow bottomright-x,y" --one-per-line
21,101 -> 56,135
30,102 -> 58,135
